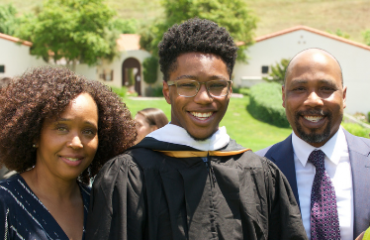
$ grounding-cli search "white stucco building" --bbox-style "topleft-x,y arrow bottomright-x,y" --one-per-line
233,25 -> 370,114
0,33 -> 47,79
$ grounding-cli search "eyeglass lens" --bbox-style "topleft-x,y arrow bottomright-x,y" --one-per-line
176,79 -> 230,97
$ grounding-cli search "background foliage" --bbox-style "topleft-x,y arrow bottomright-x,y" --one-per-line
139,0 -> 257,60
248,82 -> 289,128
263,58 -> 290,85
143,56 -> 158,85
16,0 -> 119,68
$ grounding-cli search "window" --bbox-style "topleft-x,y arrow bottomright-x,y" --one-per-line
0,65 -> 4,73
261,66 -> 269,74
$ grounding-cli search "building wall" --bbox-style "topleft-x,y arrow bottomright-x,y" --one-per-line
234,30 -> 370,114
0,38 -> 47,78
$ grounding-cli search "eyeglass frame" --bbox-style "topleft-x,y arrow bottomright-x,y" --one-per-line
167,79 -> 233,98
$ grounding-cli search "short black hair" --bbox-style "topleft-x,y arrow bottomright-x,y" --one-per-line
158,18 -> 238,81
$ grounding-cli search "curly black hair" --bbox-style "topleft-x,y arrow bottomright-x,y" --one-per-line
0,67 -> 137,184
158,18 -> 238,81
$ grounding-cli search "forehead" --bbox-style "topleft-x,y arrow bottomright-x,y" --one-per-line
286,51 -> 342,86
171,52 -> 228,79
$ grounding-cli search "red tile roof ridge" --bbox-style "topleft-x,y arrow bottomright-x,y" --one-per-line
254,25 -> 370,51
0,32 -> 32,47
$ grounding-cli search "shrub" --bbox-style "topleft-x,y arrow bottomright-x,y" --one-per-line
342,123 -> 370,138
368,111 -> 370,123
143,56 -> 158,86
145,86 -> 163,97
111,86 -> 127,98
248,82 -> 289,127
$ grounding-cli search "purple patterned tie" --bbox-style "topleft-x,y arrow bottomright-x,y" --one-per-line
308,150 -> 341,240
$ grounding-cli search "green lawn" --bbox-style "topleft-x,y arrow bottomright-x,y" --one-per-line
122,96 -> 292,151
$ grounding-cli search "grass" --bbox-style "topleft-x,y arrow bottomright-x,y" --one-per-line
6,0 -> 370,44
123,96 -> 292,151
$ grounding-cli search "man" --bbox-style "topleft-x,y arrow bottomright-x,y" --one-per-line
256,48 -> 370,240
86,18 -> 307,240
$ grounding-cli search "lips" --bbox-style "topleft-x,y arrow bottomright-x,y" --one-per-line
303,115 -> 323,123
60,156 -> 84,166
190,112 -> 213,121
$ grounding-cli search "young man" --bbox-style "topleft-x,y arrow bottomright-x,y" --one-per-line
256,48 -> 370,240
86,18 -> 307,240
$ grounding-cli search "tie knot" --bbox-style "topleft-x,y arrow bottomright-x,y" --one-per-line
308,150 -> 325,170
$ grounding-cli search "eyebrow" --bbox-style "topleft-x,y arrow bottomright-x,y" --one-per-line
56,118 -> 97,127
290,79 -> 337,85
174,75 -> 228,81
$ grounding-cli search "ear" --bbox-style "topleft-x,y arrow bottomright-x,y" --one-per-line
163,81 -> 171,104
342,86 -> 347,109
150,125 -> 158,132
282,85 -> 286,108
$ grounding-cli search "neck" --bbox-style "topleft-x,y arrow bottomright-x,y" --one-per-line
21,165 -> 80,202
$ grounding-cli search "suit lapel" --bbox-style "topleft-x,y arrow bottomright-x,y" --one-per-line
265,135 -> 300,208
343,130 -> 370,237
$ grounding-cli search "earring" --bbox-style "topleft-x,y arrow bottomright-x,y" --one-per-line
32,144 -> 37,148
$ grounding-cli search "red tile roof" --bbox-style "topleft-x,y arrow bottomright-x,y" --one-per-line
0,32 -> 32,47
254,25 -> 370,51
116,34 -> 141,51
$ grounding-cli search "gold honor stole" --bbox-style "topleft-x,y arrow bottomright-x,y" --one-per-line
155,148 -> 251,158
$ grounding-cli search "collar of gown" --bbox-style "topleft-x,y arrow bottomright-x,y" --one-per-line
146,124 -> 230,151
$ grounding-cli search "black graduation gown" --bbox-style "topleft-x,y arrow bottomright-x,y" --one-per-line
86,138 -> 307,240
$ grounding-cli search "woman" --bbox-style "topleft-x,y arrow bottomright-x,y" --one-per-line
0,67 -> 136,240
134,108 -> 168,144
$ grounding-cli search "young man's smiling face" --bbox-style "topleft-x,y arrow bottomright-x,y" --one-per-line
283,49 -> 347,147
163,52 -> 231,140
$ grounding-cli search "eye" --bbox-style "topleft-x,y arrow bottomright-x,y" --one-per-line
177,81 -> 197,88
83,128 -> 96,136
292,86 -> 306,91
320,86 -> 336,92
209,82 -> 227,89
55,125 -> 68,132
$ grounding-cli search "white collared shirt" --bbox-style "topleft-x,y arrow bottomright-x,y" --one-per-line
292,127 -> 353,240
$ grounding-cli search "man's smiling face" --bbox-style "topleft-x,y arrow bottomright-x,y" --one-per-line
163,52 -> 231,140
283,49 -> 347,147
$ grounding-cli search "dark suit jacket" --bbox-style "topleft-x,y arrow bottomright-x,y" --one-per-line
256,129 -> 370,238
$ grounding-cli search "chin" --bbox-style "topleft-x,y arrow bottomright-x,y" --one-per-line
186,129 -> 213,141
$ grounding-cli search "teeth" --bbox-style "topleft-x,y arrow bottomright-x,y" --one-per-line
66,158 -> 79,162
304,116 -> 323,122
191,112 -> 212,120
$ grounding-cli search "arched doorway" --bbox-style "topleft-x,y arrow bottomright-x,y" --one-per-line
122,58 -> 141,96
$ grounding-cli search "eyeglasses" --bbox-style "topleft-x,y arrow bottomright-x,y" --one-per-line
167,79 -> 232,97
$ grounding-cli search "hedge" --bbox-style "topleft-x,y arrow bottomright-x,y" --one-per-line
248,82 -> 290,127
342,122 -> 370,138
111,86 -> 127,98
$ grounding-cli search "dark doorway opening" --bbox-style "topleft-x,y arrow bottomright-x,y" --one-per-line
122,58 -> 141,96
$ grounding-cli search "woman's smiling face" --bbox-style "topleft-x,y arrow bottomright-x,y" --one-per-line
35,93 -> 99,181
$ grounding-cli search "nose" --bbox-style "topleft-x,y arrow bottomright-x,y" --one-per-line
193,83 -> 213,104
304,90 -> 324,107
69,135 -> 83,149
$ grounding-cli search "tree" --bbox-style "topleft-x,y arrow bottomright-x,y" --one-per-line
111,18 -> 138,34
0,4 -> 19,36
21,0 -> 119,70
263,58 -> 290,85
139,0 -> 257,61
